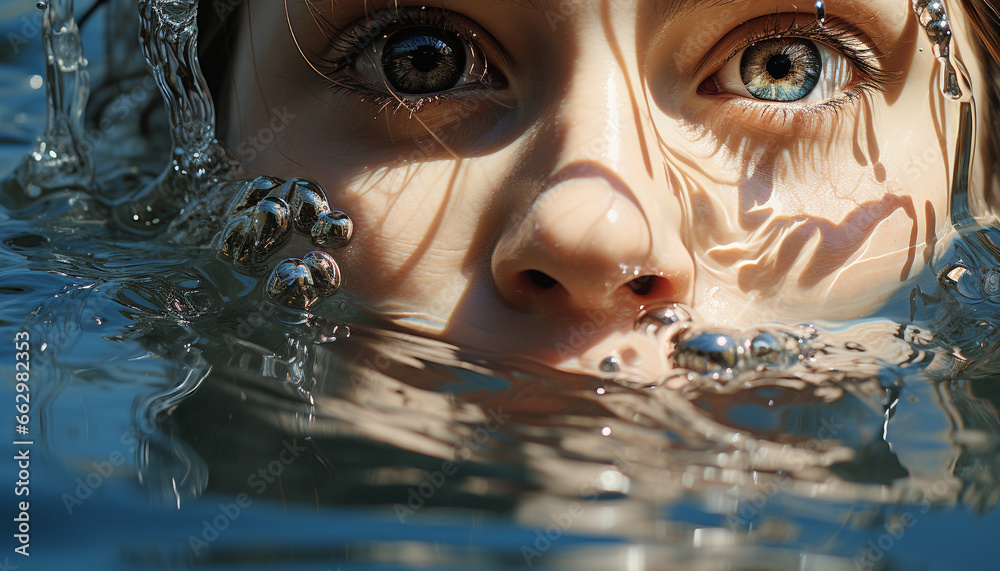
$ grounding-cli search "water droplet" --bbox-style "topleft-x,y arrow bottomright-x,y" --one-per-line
311,210 -> 353,248
599,356 -> 620,373
302,251 -> 342,296
675,332 -> 738,373
267,259 -> 318,310
814,1 -> 826,25
748,333 -> 778,358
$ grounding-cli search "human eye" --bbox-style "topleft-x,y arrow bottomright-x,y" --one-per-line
712,37 -> 848,103
314,7 -> 509,112
698,15 -> 893,109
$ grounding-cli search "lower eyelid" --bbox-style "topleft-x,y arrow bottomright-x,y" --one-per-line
327,74 -> 509,123
699,88 -> 869,138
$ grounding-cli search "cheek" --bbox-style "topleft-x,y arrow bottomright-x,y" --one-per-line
681,113 -> 950,321
319,160 -> 509,306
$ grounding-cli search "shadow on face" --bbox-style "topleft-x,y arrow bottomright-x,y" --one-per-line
212,0 -> 987,366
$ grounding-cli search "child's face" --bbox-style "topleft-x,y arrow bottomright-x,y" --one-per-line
224,0 -> 988,367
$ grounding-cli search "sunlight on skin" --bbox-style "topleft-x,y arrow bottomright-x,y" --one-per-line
222,0 -> 991,375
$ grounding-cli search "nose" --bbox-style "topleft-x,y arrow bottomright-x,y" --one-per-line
492,163 -> 692,313
491,60 -> 693,314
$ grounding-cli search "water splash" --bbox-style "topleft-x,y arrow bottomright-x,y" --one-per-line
636,305 -> 814,380
670,325 -> 818,379
121,0 -> 240,233
913,0 -> 967,101
911,226 -> 1000,378
7,0 -> 93,205
211,176 -> 353,309
624,304 -> 916,395
912,0 -> 978,230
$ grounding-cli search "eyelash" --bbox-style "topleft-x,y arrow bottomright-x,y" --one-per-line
312,9 -> 895,128
708,15 -> 897,120
312,8 -> 497,114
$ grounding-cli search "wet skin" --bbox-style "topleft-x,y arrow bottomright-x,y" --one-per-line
221,0 -> 991,372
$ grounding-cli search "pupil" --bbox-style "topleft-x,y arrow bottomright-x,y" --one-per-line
381,27 -> 466,95
766,54 -> 793,80
410,45 -> 443,73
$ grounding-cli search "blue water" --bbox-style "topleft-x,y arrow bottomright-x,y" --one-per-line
2,3 -> 1000,570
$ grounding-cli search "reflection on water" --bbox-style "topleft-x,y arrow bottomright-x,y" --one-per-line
1,1 -> 999,570
4,178 -> 1000,569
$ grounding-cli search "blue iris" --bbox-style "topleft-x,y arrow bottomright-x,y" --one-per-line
740,38 -> 822,102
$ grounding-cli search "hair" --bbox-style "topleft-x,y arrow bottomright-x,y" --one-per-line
963,1 -> 1000,63
961,1 -> 1000,207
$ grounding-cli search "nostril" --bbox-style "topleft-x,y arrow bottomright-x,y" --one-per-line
524,270 -> 559,290
626,275 -> 668,297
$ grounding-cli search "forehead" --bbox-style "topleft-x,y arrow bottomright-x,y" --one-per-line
312,0 -> 910,29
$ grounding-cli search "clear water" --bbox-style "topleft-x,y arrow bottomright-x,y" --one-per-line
2,3 -> 1000,570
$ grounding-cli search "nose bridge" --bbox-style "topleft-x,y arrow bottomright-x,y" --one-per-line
558,41 -> 653,179
552,42 -> 690,258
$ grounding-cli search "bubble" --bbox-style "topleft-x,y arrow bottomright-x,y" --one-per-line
311,211 -> 354,248
599,357 -> 620,373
